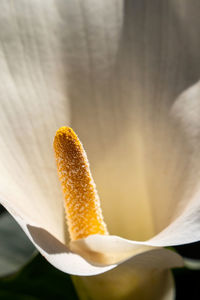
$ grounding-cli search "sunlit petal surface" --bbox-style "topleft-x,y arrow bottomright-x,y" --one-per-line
0,0 -> 199,278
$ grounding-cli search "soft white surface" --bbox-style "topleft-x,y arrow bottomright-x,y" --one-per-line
0,0 -> 200,278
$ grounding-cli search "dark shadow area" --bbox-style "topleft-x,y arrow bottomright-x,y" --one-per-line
175,241 -> 200,260
174,267 -> 200,300
0,254 -> 79,300
174,241 -> 200,299
0,205 -> 6,216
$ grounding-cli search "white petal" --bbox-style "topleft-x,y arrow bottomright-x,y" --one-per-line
6,208 -> 115,276
0,0 -> 123,244
0,0 -> 199,277
71,234 -> 183,267
0,0 -> 74,242
7,206 -> 183,276
0,0 -> 124,275
86,81 -> 200,249
147,81 -> 200,246
67,0 -> 200,243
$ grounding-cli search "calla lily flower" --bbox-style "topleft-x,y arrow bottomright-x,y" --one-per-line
1,0 -> 200,299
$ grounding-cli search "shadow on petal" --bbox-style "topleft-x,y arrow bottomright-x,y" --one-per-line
27,225 -> 70,254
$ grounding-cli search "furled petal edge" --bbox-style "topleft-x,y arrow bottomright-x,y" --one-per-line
1,198 -> 183,276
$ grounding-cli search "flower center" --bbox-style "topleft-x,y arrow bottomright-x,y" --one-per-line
53,126 -> 108,241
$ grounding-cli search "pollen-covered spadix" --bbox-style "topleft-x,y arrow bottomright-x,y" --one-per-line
53,127 -> 108,241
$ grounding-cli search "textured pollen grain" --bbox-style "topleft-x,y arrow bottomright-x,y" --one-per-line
53,127 -> 108,241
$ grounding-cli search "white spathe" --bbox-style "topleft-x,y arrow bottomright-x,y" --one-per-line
1,0 -> 200,298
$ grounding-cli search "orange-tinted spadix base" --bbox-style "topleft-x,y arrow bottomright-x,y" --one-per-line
54,127 -> 108,241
